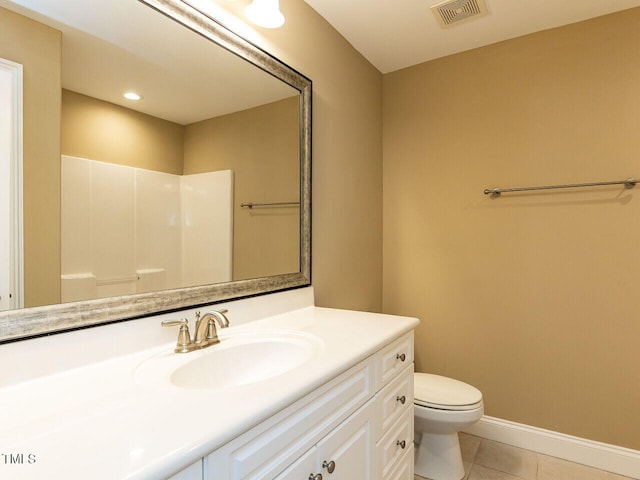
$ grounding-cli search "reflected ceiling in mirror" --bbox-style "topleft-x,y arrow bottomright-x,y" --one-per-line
0,0 -> 311,341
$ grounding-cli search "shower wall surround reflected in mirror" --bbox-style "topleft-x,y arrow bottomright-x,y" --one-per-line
0,0 -> 311,341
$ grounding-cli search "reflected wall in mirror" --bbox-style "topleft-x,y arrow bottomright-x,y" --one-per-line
0,0 -> 311,340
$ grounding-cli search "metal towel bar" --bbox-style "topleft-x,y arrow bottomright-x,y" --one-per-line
240,201 -> 299,208
484,178 -> 638,197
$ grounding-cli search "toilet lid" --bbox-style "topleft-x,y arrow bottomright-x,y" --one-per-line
414,373 -> 483,411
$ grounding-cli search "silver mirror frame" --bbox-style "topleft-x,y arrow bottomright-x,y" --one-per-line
0,0 -> 311,343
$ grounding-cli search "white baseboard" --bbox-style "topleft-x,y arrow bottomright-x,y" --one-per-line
463,416 -> 640,479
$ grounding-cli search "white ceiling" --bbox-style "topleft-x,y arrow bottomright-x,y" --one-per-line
5,0 -> 640,120
303,0 -> 640,73
0,0 -> 296,124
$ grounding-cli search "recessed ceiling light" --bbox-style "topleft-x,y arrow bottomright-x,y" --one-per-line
123,91 -> 142,101
245,0 -> 285,29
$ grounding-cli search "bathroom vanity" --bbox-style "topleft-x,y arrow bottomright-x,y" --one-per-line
0,288 -> 418,479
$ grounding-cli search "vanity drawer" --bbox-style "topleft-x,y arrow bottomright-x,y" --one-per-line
376,332 -> 414,389
272,446 -> 316,480
377,407 -> 413,479
385,447 -> 414,480
376,362 -> 413,435
207,356 -> 375,479
167,460 -> 202,480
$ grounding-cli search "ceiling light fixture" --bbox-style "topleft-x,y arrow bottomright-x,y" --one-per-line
123,91 -> 142,101
245,0 -> 285,28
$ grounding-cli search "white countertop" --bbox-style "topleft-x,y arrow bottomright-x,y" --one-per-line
0,288 -> 418,479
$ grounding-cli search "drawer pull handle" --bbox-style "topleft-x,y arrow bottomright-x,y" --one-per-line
396,353 -> 406,362
322,460 -> 336,473
308,474 -> 323,480
397,440 -> 407,449
396,395 -> 406,404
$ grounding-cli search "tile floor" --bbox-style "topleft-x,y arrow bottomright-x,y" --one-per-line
414,433 -> 635,480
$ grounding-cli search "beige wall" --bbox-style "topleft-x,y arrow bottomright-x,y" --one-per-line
244,0 -> 384,311
383,8 -> 640,449
184,97 -> 300,280
62,89 -> 184,175
0,7 -> 61,308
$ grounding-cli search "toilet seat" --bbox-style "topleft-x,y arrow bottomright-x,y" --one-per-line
414,373 -> 483,411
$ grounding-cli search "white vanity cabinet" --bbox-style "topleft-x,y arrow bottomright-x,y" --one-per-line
276,400 -> 376,480
202,332 -> 414,480
169,461 -> 203,480
374,334 -> 415,479
0,287 -> 420,480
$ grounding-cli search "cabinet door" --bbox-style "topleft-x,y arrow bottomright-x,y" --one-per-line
377,363 -> 413,436
273,447 -> 317,480
376,333 -> 413,390
385,448 -> 413,480
206,357 -> 375,479
377,407 -> 413,479
167,460 -> 202,480
315,400 -> 375,480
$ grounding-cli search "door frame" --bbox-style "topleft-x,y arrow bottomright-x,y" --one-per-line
0,57 -> 24,310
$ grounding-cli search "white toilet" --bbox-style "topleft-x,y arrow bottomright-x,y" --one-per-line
414,373 -> 484,480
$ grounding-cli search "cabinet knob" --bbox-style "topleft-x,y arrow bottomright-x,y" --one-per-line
396,353 -> 406,362
308,474 -> 322,480
322,460 -> 336,473
396,395 -> 406,405
397,440 -> 407,449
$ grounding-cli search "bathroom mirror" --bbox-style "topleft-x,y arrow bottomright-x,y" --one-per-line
0,0 -> 311,342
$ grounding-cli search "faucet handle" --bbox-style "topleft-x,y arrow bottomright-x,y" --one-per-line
162,318 -> 193,353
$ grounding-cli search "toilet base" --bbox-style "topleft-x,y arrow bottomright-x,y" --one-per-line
414,431 -> 465,480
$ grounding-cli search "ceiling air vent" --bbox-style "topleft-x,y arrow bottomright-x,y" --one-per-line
431,0 -> 488,28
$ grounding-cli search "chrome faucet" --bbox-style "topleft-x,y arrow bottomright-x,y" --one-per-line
162,309 -> 230,353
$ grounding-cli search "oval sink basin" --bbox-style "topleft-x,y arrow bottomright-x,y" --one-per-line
135,331 -> 322,390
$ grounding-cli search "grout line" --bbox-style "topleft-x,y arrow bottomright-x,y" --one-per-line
465,416 -> 640,478
453,435 -> 626,480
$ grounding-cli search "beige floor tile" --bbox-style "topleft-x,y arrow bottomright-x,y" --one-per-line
474,440 -> 537,480
468,464 -> 525,480
414,465 -> 472,480
460,433 -> 482,464
416,437 -> 631,480
537,455 -> 607,480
